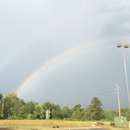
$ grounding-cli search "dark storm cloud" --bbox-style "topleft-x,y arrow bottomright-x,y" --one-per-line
0,0 -> 130,110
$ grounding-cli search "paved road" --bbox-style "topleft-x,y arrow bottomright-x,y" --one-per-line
63,128 -> 109,130
86,128 -> 109,130
87,128 -> 109,130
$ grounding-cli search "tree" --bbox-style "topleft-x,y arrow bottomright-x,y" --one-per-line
61,106 -> 71,119
11,99 -> 25,119
104,110 -> 118,121
2,93 -> 19,118
42,101 -> 53,111
33,104 -> 44,119
24,101 -> 36,116
120,108 -> 130,120
86,97 -> 103,120
73,104 -> 81,111
71,104 -> 83,120
42,102 -> 62,119
51,104 -> 61,119
0,93 -> 2,100
71,110 -> 82,120
0,93 -> 3,118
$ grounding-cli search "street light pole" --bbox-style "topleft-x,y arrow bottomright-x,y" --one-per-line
117,44 -> 130,110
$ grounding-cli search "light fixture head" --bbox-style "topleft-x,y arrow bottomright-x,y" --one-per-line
117,44 -> 122,48
124,44 -> 129,48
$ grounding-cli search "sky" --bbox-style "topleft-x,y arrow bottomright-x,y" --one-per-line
0,0 -> 130,110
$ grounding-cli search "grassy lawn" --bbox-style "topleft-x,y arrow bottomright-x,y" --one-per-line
0,120 -> 129,130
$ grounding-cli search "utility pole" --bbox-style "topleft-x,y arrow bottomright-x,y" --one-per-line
116,84 -> 121,117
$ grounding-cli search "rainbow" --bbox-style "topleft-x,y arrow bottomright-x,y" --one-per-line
15,34 -> 130,95
0,17 -> 75,72
15,42 -> 91,94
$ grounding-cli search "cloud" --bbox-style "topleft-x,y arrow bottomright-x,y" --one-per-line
0,0 -> 130,110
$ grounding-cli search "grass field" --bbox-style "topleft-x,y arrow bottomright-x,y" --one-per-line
0,120 -> 129,130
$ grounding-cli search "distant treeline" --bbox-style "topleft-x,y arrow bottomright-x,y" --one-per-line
0,92 -> 130,120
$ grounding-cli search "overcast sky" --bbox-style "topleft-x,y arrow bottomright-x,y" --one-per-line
0,0 -> 130,110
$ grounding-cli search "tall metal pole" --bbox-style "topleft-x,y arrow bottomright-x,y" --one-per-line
122,46 -> 130,110
116,84 -> 121,117
117,44 -> 130,110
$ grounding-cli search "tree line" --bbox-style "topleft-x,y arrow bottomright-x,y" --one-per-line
0,92 -> 130,121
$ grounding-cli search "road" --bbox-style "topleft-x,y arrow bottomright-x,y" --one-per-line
62,128 -> 109,130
